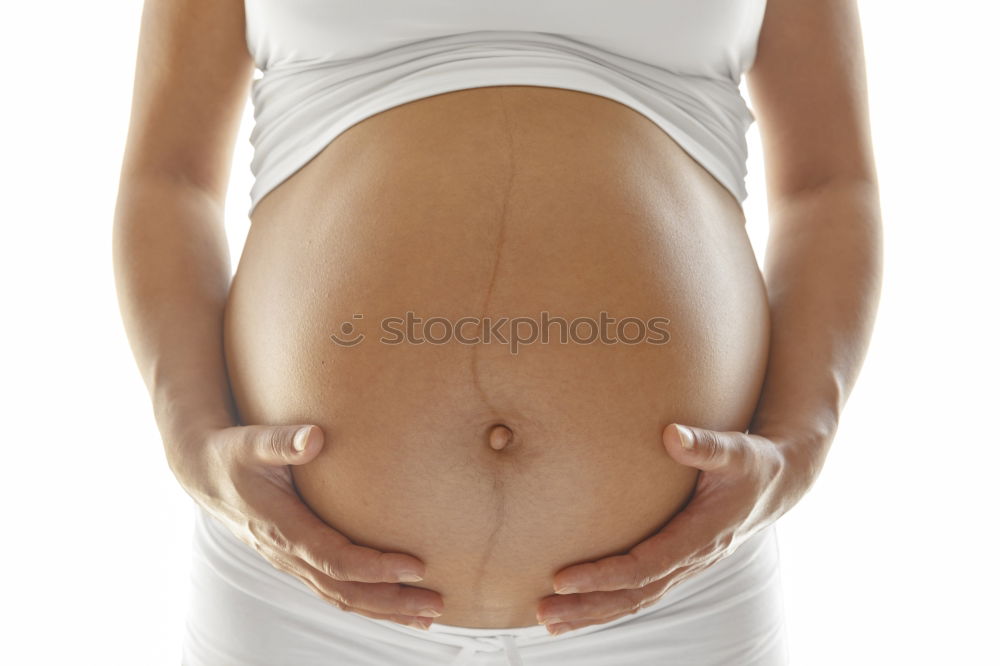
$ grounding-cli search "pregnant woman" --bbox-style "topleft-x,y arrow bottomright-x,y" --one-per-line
113,0 -> 882,664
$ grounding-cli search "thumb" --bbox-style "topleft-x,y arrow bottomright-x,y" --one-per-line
241,424 -> 325,466
662,423 -> 745,472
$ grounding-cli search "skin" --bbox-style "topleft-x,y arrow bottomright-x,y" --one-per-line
113,0 -> 881,637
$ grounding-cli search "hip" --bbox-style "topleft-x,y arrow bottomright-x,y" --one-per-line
182,506 -> 788,665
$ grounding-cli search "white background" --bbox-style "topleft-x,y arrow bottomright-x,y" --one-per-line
1,1 -> 997,664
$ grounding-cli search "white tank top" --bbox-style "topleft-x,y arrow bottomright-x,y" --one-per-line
243,0 -> 768,217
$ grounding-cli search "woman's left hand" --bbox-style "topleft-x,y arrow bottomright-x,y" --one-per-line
535,423 -> 829,635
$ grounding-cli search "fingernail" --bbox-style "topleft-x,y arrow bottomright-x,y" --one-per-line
397,571 -> 424,582
293,427 -> 311,452
417,608 -> 442,617
408,617 -> 432,630
538,616 -> 563,625
677,425 -> 695,450
554,584 -> 579,594
547,623 -> 571,636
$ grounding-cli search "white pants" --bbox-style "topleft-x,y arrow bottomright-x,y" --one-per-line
181,505 -> 789,665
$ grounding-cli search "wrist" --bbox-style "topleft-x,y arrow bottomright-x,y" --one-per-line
749,404 -> 838,453
158,400 -> 233,437
159,408 -> 234,454
758,426 -> 835,504
157,409 -> 232,498
151,378 -> 237,441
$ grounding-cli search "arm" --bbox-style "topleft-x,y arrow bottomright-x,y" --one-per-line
745,0 -> 883,480
537,0 -> 883,633
113,0 -> 248,454
113,0 -> 443,628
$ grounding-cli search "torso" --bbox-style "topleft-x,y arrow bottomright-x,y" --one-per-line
223,85 -> 770,628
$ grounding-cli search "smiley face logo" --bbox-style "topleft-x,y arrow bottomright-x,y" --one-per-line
330,314 -> 366,346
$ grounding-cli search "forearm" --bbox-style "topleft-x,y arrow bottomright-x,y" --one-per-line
112,174 -> 238,455
748,178 -> 883,470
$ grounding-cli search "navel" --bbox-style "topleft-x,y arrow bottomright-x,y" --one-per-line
487,423 -> 514,451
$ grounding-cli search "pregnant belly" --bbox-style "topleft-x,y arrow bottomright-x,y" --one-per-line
223,86 -> 770,629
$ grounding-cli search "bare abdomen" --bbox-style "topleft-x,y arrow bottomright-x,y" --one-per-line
223,86 -> 770,628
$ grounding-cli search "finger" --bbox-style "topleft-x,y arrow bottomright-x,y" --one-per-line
253,485 -> 430,584
239,424 -> 325,466
545,611 -> 628,636
296,576 -> 434,630
545,602 -> 649,636
537,580 -> 665,625
540,560 -> 708,626
662,424 -> 750,473
543,594 -> 666,635
257,541 -> 443,619
262,546 -> 436,630
552,490 -> 730,594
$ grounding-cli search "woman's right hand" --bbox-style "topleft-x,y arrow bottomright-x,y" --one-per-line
165,422 -> 444,630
